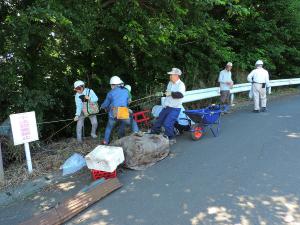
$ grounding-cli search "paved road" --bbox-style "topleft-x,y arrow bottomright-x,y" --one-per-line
2,94 -> 300,225
65,94 -> 300,225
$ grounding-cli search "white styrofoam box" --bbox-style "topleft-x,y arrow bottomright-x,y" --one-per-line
85,145 -> 124,172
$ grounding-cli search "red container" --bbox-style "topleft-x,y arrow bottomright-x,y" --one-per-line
91,169 -> 117,180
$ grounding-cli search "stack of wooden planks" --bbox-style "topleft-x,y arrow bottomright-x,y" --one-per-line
20,178 -> 122,225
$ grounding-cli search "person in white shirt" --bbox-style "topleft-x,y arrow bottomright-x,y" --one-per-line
218,62 -> 234,105
247,60 -> 270,112
151,68 -> 186,145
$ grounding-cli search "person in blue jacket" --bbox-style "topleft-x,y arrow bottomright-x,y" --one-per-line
100,76 -> 138,144
73,80 -> 98,143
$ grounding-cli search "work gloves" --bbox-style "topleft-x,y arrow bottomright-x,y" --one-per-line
155,92 -> 164,97
165,91 -> 171,97
154,91 -> 172,97
74,116 -> 79,121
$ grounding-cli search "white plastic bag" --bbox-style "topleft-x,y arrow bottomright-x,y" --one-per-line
249,86 -> 253,99
151,105 -> 164,118
61,153 -> 86,176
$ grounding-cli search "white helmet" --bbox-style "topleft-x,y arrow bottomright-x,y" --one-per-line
125,85 -> 131,92
255,60 -> 263,66
110,76 -> 123,85
74,80 -> 85,89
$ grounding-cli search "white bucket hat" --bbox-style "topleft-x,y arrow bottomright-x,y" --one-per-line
74,80 -> 85,89
167,68 -> 182,76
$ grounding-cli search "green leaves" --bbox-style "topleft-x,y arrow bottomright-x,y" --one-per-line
0,0 -> 299,138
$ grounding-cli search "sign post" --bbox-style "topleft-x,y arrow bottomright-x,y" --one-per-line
0,142 -> 4,183
10,111 -> 39,174
24,142 -> 33,173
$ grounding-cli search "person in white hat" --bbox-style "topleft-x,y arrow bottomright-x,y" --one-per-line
100,76 -> 140,144
151,68 -> 186,145
73,80 -> 98,142
247,60 -> 270,112
218,62 -> 234,106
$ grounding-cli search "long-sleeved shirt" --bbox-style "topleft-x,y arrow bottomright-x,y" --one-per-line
163,79 -> 186,108
101,86 -> 129,118
247,67 -> 270,86
218,69 -> 233,91
75,88 -> 98,116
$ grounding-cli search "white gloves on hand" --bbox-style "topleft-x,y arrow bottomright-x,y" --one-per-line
165,91 -> 171,97
74,116 -> 79,121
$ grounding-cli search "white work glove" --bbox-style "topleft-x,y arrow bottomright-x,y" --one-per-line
165,91 -> 171,97
155,91 -> 164,97
74,116 -> 79,121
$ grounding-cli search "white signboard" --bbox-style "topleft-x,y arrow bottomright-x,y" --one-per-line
10,111 -> 39,146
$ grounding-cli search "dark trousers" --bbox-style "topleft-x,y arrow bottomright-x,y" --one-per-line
220,90 -> 230,104
151,107 -> 181,139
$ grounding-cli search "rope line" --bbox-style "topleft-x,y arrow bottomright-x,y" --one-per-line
44,121 -> 75,142
0,94 -> 159,129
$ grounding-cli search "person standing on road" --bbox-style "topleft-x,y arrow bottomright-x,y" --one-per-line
73,80 -> 98,143
151,68 -> 186,145
100,76 -> 140,144
247,60 -> 270,113
218,62 -> 234,106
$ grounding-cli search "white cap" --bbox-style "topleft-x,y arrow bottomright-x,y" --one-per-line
167,68 -> 182,76
125,85 -> 131,92
226,62 -> 233,66
255,60 -> 263,65
74,80 -> 85,89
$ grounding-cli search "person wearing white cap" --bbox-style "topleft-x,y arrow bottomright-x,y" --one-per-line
247,60 -> 270,112
218,62 -> 234,106
73,80 -> 98,142
151,68 -> 186,145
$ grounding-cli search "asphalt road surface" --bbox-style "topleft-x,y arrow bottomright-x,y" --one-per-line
66,94 -> 300,225
2,94 -> 300,225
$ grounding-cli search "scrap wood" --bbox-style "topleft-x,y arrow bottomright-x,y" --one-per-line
20,178 -> 122,225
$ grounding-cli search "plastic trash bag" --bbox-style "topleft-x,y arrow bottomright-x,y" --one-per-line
61,153 -> 86,176
249,86 -> 253,99
267,86 -> 271,95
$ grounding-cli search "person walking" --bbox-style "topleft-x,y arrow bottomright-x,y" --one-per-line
73,80 -> 98,143
247,60 -> 270,113
218,62 -> 234,106
151,68 -> 186,145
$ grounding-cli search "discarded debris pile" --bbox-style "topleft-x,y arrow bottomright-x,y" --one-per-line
0,138 -> 100,191
114,134 -> 170,170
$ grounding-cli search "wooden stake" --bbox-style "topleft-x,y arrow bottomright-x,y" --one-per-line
0,142 -> 4,183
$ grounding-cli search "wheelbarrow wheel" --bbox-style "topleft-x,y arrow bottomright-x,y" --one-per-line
191,124 -> 203,141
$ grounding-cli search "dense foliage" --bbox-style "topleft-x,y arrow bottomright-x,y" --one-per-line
1,0 -> 299,138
